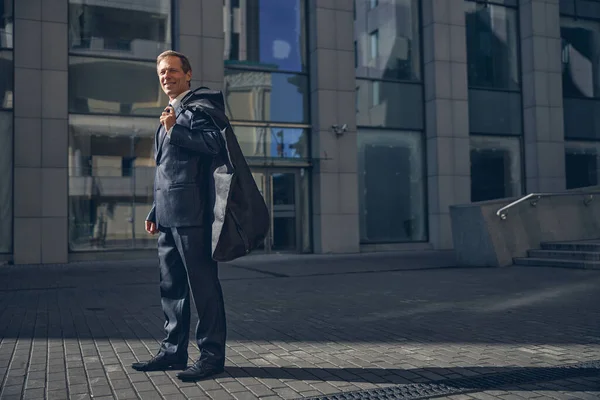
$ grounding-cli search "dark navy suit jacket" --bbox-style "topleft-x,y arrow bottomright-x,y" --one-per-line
146,103 -> 224,228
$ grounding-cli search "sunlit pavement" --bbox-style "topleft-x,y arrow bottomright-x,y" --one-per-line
0,251 -> 599,400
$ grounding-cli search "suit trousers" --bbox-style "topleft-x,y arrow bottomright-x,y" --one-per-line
157,225 -> 226,365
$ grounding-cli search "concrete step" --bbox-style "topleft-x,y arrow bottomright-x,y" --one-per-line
513,257 -> 600,269
540,241 -> 600,252
528,249 -> 600,261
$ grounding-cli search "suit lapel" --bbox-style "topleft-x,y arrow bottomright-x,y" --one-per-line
155,104 -> 188,163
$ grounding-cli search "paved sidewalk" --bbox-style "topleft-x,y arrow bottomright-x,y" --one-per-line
0,251 -> 599,400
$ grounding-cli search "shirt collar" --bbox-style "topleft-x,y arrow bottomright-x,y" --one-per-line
170,89 -> 191,111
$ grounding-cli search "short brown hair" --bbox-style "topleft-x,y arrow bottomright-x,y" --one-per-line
156,50 -> 192,74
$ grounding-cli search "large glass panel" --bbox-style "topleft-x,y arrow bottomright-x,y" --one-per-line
465,2 -> 520,90
0,50 -> 12,109
469,89 -> 521,135
69,56 -> 168,116
0,111 -> 12,253
356,79 -> 423,129
68,114 -> 156,251
560,0 -> 600,19
358,129 -> 426,242
224,0 -> 307,72
561,17 -> 600,98
232,125 -> 308,160
470,135 -> 522,202
355,0 -> 421,81
565,141 -> 600,189
0,0 -> 12,48
224,69 -> 308,123
271,172 -> 297,251
68,0 -> 171,59
563,97 -> 600,139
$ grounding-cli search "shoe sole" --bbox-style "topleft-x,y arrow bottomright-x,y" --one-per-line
131,364 -> 187,372
177,369 -> 225,382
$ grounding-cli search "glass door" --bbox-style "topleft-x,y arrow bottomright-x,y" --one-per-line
251,168 -> 302,253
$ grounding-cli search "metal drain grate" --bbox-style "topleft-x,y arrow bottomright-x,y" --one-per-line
305,360 -> 600,400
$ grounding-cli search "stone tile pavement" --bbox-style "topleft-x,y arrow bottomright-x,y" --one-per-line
0,251 -> 599,400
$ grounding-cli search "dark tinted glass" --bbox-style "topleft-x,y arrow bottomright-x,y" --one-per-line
0,110 -> 12,253
0,0 -> 12,48
355,0 -> 421,81
69,57 -> 169,116
356,79 -> 423,129
465,3 -> 520,90
561,17 -> 600,98
68,0 -> 171,59
358,129 -> 426,242
224,0 -> 307,72
469,89 -> 522,135
0,50 -> 12,109
470,135 -> 522,202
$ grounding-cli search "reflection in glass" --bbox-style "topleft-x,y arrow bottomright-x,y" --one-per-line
470,135 -> 522,202
355,0 -> 421,81
0,51 -> 12,109
356,79 -> 423,129
565,141 -> 600,189
561,17 -> 600,98
69,57 -> 168,116
0,0 -> 12,48
68,115 -> 157,251
0,111 -> 12,253
358,129 -> 426,242
224,69 -> 308,123
465,2 -> 519,90
68,0 -> 171,59
224,0 -> 306,72
232,126 -> 308,160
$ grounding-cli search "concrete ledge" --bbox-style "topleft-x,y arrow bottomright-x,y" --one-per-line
450,186 -> 600,267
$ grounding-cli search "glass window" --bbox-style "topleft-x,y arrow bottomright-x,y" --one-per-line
69,56 -> 169,116
469,89 -> 522,135
355,0 -> 421,81
0,111 -> 12,253
565,141 -> 600,189
0,50 -> 12,109
470,135 -> 522,202
370,30 -> 378,61
356,79 -> 423,129
561,17 -> 600,98
231,125 -> 308,160
0,0 -> 12,48
68,114 -> 157,251
370,0 -> 379,9
68,0 -> 171,59
465,2 -> 520,90
224,69 -> 308,123
358,129 -> 427,242
224,0 -> 307,72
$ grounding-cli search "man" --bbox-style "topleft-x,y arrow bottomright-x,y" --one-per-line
131,50 -> 227,382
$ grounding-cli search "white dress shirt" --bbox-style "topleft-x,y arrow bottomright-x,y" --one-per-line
166,89 -> 191,137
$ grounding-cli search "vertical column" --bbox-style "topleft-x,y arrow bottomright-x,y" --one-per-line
309,2 -> 359,253
422,0 -> 471,249
178,0 -> 224,91
13,0 -> 68,264
521,0 -> 565,192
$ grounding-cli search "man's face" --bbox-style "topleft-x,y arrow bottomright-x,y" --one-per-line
157,56 -> 192,100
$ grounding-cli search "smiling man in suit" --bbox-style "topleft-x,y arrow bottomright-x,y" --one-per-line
131,50 -> 226,381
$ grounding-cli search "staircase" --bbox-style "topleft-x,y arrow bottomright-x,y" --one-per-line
513,240 -> 600,269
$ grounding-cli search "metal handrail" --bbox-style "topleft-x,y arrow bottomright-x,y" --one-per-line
496,190 -> 600,220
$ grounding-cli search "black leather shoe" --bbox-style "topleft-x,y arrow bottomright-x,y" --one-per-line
176,359 -> 224,381
131,354 -> 187,372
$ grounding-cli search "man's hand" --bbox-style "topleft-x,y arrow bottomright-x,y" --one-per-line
145,220 -> 158,235
160,106 -> 176,132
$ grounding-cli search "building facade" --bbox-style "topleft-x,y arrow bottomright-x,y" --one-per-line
0,0 -> 598,264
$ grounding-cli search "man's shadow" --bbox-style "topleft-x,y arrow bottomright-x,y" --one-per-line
216,364 -> 600,394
